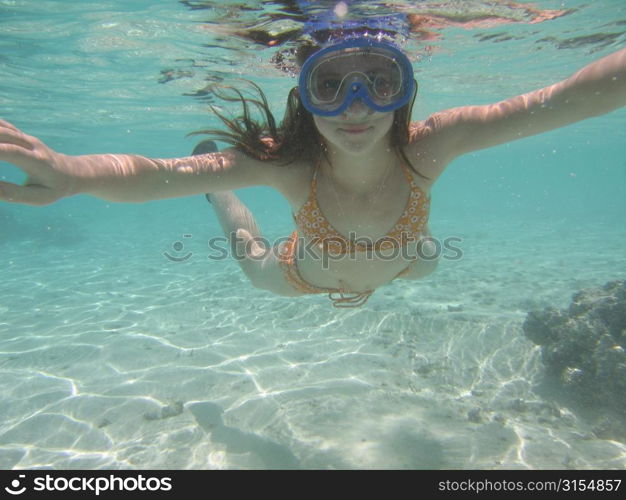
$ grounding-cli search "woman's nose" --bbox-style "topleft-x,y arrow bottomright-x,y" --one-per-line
343,98 -> 372,117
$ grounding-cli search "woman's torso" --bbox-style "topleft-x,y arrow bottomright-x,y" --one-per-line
274,142 -> 440,293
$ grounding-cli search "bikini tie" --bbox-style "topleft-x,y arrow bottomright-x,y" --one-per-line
328,282 -> 374,308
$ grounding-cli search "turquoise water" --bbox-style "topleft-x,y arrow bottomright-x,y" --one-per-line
0,0 -> 625,469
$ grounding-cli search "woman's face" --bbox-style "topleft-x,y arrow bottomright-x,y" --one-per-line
313,103 -> 394,155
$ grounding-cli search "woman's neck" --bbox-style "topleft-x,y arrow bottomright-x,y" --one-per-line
321,141 -> 399,196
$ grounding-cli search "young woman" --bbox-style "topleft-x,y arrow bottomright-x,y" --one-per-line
0,31 -> 624,307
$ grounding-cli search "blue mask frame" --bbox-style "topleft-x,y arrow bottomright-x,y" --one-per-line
299,38 -> 416,117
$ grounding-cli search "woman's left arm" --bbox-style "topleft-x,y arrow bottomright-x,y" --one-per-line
423,47 -> 626,160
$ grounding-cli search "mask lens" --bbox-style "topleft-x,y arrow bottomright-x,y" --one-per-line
306,48 -> 406,111
373,71 -> 401,98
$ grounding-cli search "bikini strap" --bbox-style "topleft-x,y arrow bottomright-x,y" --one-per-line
310,156 -> 321,195
399,159 -> 416,185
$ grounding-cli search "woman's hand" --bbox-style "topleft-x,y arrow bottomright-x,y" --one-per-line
0,119 -> 77,205
1,118 -> 278,204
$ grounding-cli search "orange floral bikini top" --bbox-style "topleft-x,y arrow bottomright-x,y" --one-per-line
293,160 -> 430,255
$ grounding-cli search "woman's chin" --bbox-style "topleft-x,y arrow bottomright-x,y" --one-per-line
337,131 -> 384,154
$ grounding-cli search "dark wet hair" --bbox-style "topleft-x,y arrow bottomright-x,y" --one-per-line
190,81 -> 321,165
190,43 -> 425,177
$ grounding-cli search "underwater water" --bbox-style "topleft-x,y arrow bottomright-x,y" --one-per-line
0,0 -> 625,469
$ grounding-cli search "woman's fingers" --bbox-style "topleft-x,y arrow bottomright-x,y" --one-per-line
0,129 -> 36,150
0,126 -> 41,176
0,181 -> 58,206
0,118 -> 20,132
0,120 -> 65,205
0,120 -> 45,154
0,143 -> 43,177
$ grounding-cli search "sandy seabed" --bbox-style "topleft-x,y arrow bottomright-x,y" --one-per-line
1,213 -> 625,470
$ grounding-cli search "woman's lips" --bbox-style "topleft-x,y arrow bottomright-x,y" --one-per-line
339,125 -> 372,134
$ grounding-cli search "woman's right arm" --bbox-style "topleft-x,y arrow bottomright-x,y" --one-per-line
0,119 -> 270,205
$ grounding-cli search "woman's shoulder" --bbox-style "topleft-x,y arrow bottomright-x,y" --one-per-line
408,119 -> 432,142
405,116 -> 461,184
263,157 -> 314,208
